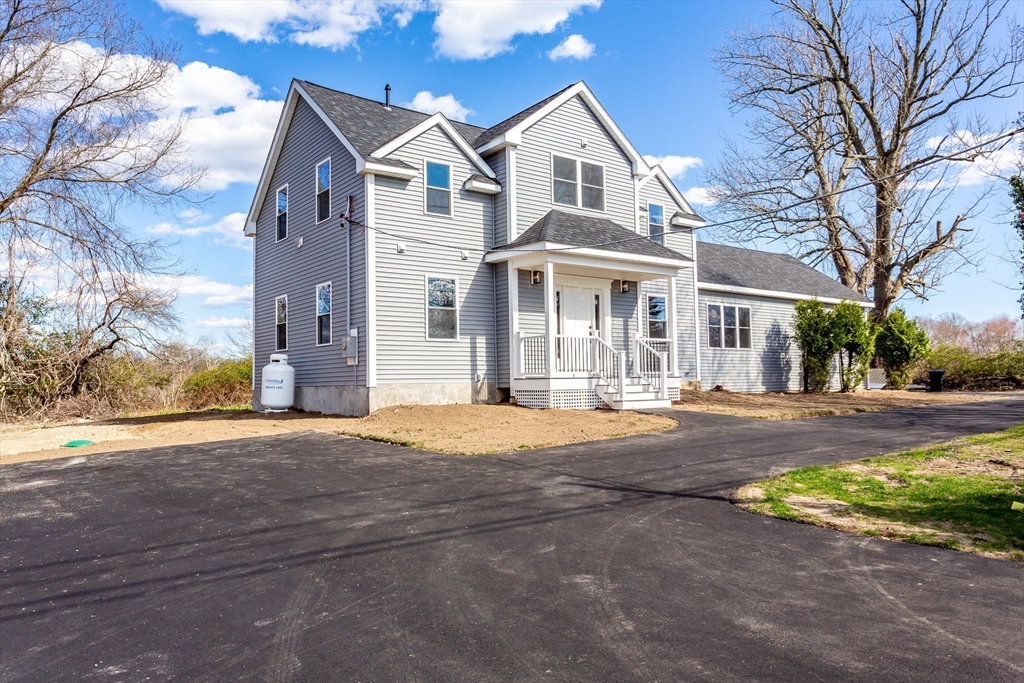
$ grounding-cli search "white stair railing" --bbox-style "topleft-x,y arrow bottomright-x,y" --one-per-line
519,334 -> 546,376
591,336 -> 622,400
556,335 -> 592,373
636,338 -> 669,400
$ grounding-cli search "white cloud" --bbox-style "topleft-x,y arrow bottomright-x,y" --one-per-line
158,0 -> 423,50
432,0 -> 601,60
683,187 -> 717,206
644,155 -> 703,181
921,129 -> 1023,189
195,316 -> 250,328
401,91 -> 474,122
150,274 -> 253,308
146,212 -> 250,249
548,34 -> 595,61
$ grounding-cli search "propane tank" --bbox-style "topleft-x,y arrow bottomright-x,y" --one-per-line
261,354 -> 294,410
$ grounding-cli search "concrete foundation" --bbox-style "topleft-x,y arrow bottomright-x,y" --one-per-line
253,385 -> 370,416
254,382 -> 495,417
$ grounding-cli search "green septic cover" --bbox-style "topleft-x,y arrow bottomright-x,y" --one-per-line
62,439 -> 94,448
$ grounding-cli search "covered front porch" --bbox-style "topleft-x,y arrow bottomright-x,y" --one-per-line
487,220 -> 692,410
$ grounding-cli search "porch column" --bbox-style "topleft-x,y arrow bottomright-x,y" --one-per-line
666,274 -> 677,376
544,261 -> 556,376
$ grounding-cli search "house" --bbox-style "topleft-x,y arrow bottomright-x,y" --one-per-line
245,80 -> 871,415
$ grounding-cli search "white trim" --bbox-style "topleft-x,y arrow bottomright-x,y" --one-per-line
251,231 -> 256,389
372,112 -> 496,179
507,146 -> 518,241
666,274 -> 677,376
424,274 -> 460,341
274,184 -> 289,242
423,159 -> 453,217
486,242 -> 692,272
246,81 -> 364,236
705,303 -> 752,350
638,166 -> 702,223
315,281 -> 333,346
365,174 -> 377,387
647,202 -> 665,245
553,273 -> 612,344
474,82 -> 651,176
359,159 -> 418,179
463,176 -> 501,194
274,294 -> 288,352
645,293 -> 668,340
697,281 -> 873,307
690,246 -> 701,384
671,214 -> 704,229
314,157 -> 331,224
550,152 -> 606,213
508,264 -> 519,395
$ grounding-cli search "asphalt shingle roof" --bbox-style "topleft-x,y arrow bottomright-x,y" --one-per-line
697,242 -> 870,302
471,83 -> 577,148
299,80 -> 487,157
494,210 -> 691,261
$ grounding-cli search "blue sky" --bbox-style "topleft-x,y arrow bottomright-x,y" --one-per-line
118,0 -> 1023,350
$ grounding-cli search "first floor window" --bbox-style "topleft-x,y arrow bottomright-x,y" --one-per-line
707,303 -> 751,349
426,276 -> 457,339
275,295 -> 288,350
316,158 -> 331,223
316,282 -> 332,345
276,186 -> 288,241
647,295 -> 667,339
648,203 -> 664,245
426,161 -> 451,215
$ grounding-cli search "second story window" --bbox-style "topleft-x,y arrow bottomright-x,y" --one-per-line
552,155 -> 604,211
425,161 -> 451,215
316,158 -> 331,223
648,204 -> 664,245
276,186 -> 288,241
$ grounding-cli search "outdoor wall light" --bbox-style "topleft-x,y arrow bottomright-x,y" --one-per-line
531,270 -> 543,285
619,280 -> 630,293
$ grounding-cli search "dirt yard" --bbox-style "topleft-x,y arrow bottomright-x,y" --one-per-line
671,389 -> 1011,420
0,404 -> 677,465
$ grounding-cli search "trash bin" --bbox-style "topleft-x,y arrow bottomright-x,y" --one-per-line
928,369 -> 944,392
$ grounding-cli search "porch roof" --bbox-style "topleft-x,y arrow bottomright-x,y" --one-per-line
490,210 -> 692,262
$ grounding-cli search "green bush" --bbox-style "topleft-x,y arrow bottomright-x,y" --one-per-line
180,358 -> 253,409
794,299 -> 839,392
917,345 -> 1024,390
876,308 -> 930,389
831,301 -> 875,392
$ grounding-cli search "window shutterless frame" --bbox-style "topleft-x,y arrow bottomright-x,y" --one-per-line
275,294 -> 288,351
707,303 -> 751,349
550,153 -> 606,213
424,275 -> 459,340
648,203 -> 664,245
647,294 -> 667,339
315,281 -> 332,346
315,157 -> 331,223
423,160 -> 453,216
275,185 -> 288,242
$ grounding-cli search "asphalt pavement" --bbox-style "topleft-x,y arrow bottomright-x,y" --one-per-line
1,397 -> 1022,682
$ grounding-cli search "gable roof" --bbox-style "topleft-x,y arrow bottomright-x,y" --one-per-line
472,84 -> 576,148
298,80 -> 486,158
494,209 -> 691,262
639,167 -> 704,227
697,242 -> 870,303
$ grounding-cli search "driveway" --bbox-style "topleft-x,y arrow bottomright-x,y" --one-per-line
1,398 -> 1022,682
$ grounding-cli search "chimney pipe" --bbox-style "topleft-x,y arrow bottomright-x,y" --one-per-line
384,84 -> 391,110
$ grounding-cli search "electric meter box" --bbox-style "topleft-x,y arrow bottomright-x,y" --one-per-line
341,328 -> 358,362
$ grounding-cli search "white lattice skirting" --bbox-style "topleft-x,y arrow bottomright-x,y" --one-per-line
515,389 -> 601,410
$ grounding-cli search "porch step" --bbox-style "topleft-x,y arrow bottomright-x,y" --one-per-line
604,396 -> 672,410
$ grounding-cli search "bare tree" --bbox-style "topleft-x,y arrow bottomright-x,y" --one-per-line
0,0 -> 204,413
709,0 -> 1021,320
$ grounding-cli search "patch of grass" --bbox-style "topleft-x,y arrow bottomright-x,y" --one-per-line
737,426 -> 1024,562
352,433 -> 422,449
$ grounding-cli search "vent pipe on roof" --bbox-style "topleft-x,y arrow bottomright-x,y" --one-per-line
384,84 -> 391,110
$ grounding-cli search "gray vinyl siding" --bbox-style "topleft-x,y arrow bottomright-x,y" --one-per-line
610,287 -> 638,359
373,125 -> 496,385
517,268 -> 545,336
640,176 -> 694,259
637,269 -> 698,381
494,262 -> 509,387
253,97 -> 366,389
698,291 -> 817,392
515,95 -> 636,235
485,149 -> 508,247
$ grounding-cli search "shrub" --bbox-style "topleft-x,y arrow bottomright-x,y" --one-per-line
831,301 -> 875,392
793,299 -> 838,392
180,358 -> 253,409
876,308 -> 930,389
916,345 -> 1024,391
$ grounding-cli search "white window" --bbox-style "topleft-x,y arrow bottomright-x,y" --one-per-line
316,282 -> 332,346
316,158 -> 331,223
647,295 -> 667,339
648,204 -> 664,245
275,295 -> 288,351
552,155 -> 604,211
426,276 -> 457,339
707,304 -> 751,349
425,161 -> 452,215
276,186 -> 288,241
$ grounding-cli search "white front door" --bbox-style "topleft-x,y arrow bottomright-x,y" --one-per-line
560,285 -> 594,336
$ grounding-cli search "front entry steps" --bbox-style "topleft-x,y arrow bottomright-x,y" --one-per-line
596,377 -> 672,410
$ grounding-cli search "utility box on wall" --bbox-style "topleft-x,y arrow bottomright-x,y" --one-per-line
343,328 -> 358,364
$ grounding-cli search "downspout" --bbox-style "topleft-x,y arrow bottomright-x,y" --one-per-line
346,195 -> 353,386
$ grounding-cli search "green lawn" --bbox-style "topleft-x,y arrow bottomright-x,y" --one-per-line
736,426 -> 1024,562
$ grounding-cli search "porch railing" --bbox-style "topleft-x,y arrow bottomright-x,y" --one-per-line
592,336 -> 624,401
520,334 -> 546,376
636,338 -> 669,400
556,335 -> 592,373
